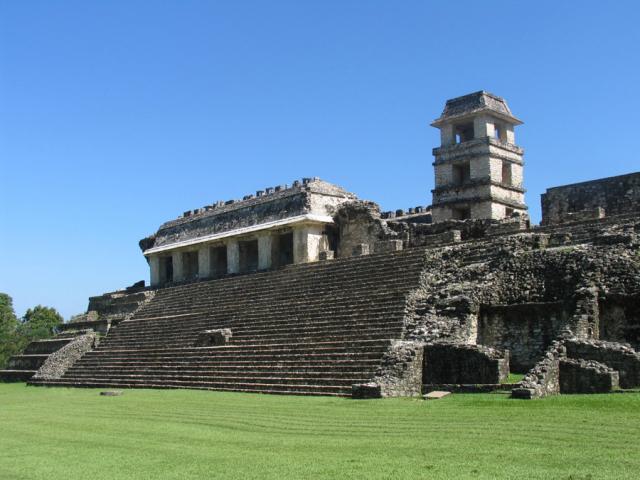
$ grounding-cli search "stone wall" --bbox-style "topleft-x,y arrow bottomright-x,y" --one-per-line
141,178 -> 356,251
478,302 -> 570,371
559,358 -> 619,393
563,339 -> 640,389
32,332 -> 98,380
541,172 -> 640,225
373,341 -> 424,397
422,343 -> 509,385
333,201 -> 398,258
599,293 -> 640,350
512,340 -> 564,399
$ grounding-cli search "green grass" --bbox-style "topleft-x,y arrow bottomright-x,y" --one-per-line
506,372 -> 525,383
1,383 -> 639,479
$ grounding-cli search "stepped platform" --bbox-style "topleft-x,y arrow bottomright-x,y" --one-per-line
32,247 -> 428,396
0,335 -> 77,382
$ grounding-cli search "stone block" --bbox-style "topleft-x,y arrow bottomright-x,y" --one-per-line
374,240 -> 403,254
351,243 -> 370,256
319,250 -> 335,261
423,343 -> 509,385
559,358 -> 619,393
423,390 -> 451,400
423,229 -> 461,246
195,329 -> 232,347
352,382 -> 381,399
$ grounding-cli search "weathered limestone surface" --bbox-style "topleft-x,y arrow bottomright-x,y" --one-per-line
559,358 -> 619,394
430,91 -> 527,222
423,343 -> 509,385
32,332 -> 98,380
363,341 -> 424,398
541,172 -> 640,225
563,339 -> 640,388
140,178 -> 355,251
194,329 -> 232,347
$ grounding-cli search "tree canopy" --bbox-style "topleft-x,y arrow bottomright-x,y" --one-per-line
20,305 -> 63,341
0,293 -> 20,368
0,294 -> 63,369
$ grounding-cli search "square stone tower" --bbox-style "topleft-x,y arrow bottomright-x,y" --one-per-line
430,91 -> 527,222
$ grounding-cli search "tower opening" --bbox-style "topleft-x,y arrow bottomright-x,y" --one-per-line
453,162 -> 471,186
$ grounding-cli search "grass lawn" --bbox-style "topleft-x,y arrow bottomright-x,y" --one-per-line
0,383 -> 638,479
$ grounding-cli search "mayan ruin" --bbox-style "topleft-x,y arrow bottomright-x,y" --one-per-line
2,90 -> 639,401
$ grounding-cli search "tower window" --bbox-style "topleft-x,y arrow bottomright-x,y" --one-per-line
455,123 -> 474,143
501,161 -> 512,186
494,123 -> 508,142
453,162 -> 471,186
452,207 -> 471,220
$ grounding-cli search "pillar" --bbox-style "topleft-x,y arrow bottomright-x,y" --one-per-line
293,225 -> 326,264
198,246 -> 211,279
258,233 -> 273,270
172,250 -> 184,282
227,240 -> 240,274
149,256 -> 161,287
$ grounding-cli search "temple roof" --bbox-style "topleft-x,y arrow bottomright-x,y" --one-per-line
140,178 -> 357,254
431,91 -> 522,127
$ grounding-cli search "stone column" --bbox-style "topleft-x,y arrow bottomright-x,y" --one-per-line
258,233 -> 273,270
172,251 -> 184,282
149,256 -> 161,287
198,246 -> 211,279
226,240 -> 240,274
293,225 -> 326,264
440,123 -> 455,146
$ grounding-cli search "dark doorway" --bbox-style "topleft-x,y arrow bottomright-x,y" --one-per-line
161,256 -> 173,284
210,245 -> 227,277
182,251 -> 199,280
276,232 -> 294,267
239,239 -> 259,273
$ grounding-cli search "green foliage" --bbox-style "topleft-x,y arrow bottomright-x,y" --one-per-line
0,295 -> 64,368
0,385 -> 638,479
0,293 -> 20,368
19,305 -> 63,342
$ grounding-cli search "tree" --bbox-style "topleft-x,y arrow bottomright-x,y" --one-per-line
19,305 -> 63,342
0,293 -> 20,368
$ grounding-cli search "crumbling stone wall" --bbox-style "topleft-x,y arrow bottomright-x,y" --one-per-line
563,339 -> 640,388
512,340 -> 565,399
423,343 -> 509,385
478,302 -> 569,371
141,179 -> 356,251
32,332 -> 98,380
559,358 -> 619,393
541,172 -> 640,225
333,201 -> 398,258
62,289 -> 155,334
599,293 -> 640,350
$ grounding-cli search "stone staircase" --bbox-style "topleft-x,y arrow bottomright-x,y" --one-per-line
31,247 -> 428,396
0,335 -> 77,381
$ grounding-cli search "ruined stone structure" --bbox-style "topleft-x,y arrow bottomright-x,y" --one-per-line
140,178 -> 354,287
431,91 -> 527,222
3,91 -> 640,399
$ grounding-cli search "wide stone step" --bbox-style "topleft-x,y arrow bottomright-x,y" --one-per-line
109,319 -> 403,343
66,364 -> 376,374
101,330 -> 400,349
107,320 -> 402,342
31,378 -> 353,396
6,354 -> 49,370
24,338 -> 74,354
134,295 -> 411,319
0,369 -> 37,381
60,371 -> 368,386
72,358 -> 380,369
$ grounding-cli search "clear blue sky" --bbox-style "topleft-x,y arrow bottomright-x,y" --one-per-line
1,1 -> 639,319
